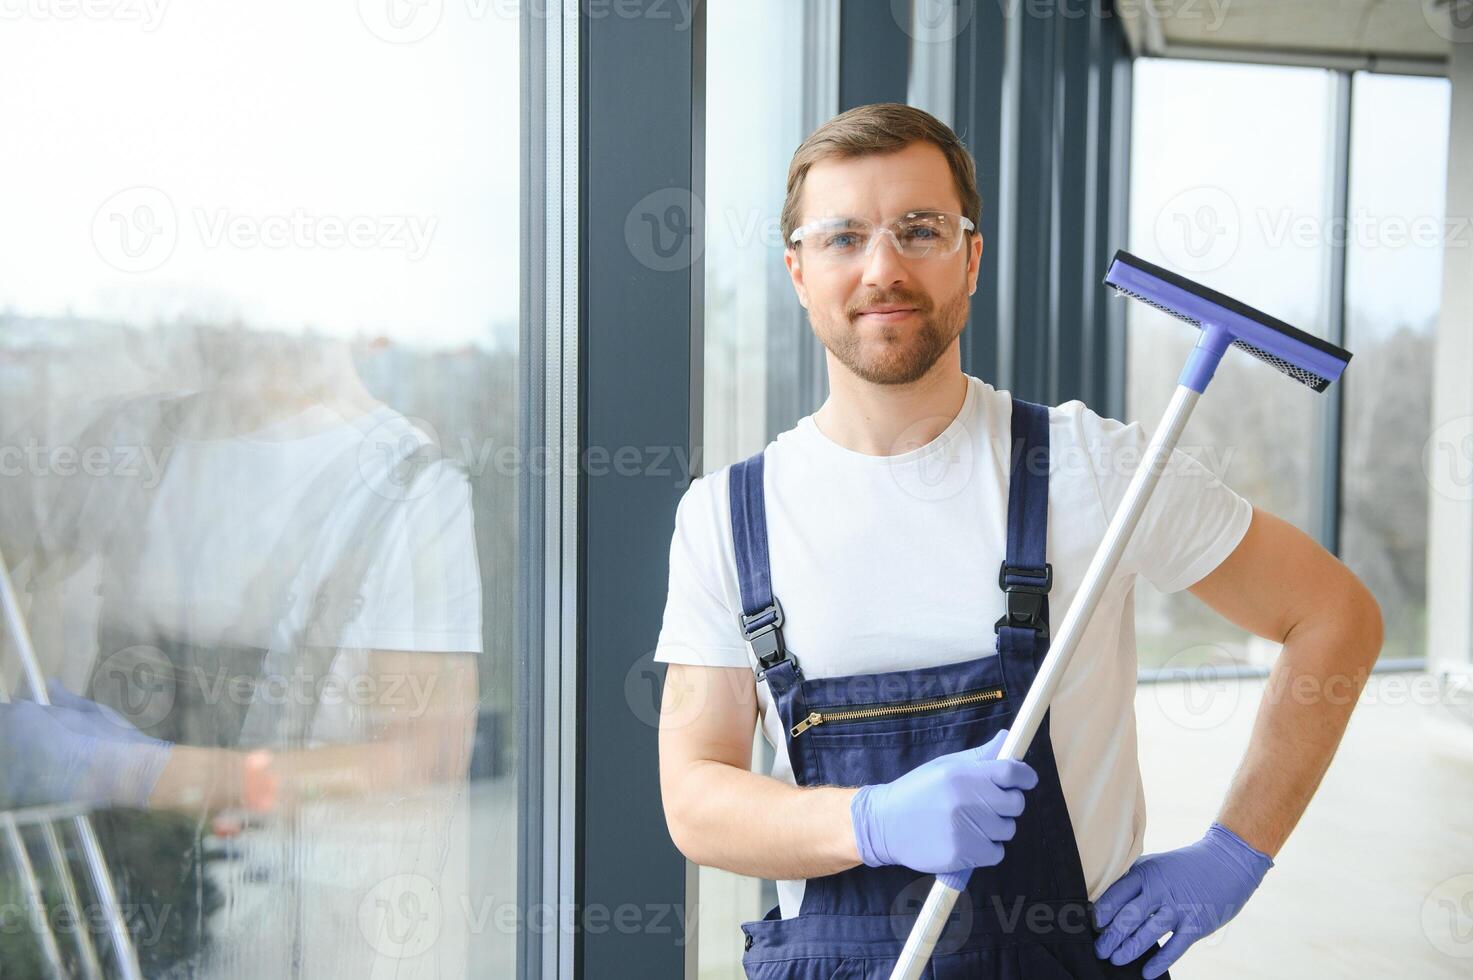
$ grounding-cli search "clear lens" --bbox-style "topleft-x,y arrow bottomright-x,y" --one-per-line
893,212 -> 960,257
816,226 -> 870,256
799,211 -> 966,262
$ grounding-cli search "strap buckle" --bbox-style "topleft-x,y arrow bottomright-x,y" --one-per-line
740,596 -> 788,669
994,561 -> 1052,639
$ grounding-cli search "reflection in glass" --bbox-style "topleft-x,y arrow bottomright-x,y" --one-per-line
4,326 -> 484,976
0,8 -> 522,978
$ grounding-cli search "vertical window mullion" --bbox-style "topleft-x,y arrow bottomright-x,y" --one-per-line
1319,69 -> 1352,556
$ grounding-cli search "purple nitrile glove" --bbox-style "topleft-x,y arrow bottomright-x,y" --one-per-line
0,678 -> 171,810
44,677 -> 153,733
849,728 -> 1038,875
1093,822 -> 1274,978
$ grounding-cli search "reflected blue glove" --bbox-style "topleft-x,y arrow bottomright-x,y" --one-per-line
1093,822 -> 1273,978
0,679 -> 171,810
850,728 -> 1038,875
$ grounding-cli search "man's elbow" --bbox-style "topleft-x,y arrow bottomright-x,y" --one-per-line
1296,573 -> 1383,667
660,760 -> 710,865
1350,582 -> 1385,663
660,777 -> 688,855
664,810 -> 702,865
1337,571 -> 1383,654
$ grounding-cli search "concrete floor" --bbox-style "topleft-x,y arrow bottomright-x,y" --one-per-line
695,673 -> 1473,978
1138,673 -> 1473,978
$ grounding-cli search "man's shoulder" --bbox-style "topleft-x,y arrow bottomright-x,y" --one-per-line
673,463 -> 731,537
675,438 -> 797,545
1046,397 -> 1139,446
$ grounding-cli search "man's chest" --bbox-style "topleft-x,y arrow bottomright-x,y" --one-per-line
745,480 -> 1108,677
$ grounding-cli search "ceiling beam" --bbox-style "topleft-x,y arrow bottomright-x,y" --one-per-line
1147,40 -> 1447,77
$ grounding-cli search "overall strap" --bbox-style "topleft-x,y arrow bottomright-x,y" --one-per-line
995,397 -> 1053,640
727,451 -> 789,670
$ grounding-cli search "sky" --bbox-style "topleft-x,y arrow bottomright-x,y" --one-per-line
0,0 -> 519,350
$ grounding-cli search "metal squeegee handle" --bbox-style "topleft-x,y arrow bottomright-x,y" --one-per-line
0,547 -> 144,980
887,384 -> 1203,980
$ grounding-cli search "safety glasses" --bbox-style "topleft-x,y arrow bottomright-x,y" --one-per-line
788,210 -> 975,265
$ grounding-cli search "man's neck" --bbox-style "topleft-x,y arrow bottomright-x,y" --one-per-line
812,361 -> 970,457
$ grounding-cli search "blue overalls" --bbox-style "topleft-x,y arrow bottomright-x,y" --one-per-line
730,398 -> 1167,979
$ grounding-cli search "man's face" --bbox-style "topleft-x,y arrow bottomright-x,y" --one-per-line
785,141 -> 983,386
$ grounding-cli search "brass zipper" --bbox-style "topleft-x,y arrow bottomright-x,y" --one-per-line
790,686 -> 1005,737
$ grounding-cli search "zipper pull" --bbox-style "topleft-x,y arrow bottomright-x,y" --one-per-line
790,712 -> 823,737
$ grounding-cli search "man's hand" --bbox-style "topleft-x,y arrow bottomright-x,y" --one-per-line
1092,822 -> 1273,978
0,679 -> 172,810
850,728 -> 1038,874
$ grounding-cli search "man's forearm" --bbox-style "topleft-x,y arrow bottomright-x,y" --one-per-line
148,650 -> 477,814
669,759 -> 863,880
1217,594 -> 1383,856
148,733 -> 473,813
148,744 -> 246,811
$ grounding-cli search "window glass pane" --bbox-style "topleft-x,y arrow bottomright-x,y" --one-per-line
703,1 -> 808,472
906,0 -> 956,127
698,0 -> 808,974
0,9 -> 527,978
1340,72 -> 1450,663
1126,59 -> 1336,670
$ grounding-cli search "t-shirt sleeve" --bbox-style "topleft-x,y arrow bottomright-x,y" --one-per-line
349,459 -> 484,653
653,472 -> 752,669
1071,402 -> 1254,595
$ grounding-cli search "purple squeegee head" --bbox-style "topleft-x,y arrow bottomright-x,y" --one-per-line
1103,249 -> 1352,394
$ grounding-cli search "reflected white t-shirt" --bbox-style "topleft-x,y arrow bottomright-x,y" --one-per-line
653,374 -> 1252,918
107,402 -> 482,657
66,398 -> 484,980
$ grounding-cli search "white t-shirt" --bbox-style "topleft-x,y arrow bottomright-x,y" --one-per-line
654,373 -> 1252,918
102,402 -> 483,657
56,398 -> 483,979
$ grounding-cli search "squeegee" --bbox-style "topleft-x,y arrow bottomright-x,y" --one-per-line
888,249 -> 1353,979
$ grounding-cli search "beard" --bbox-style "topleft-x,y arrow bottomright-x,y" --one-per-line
810,276 -> 970,386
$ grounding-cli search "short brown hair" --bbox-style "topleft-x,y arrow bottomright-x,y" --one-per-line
780,102 -> 982,246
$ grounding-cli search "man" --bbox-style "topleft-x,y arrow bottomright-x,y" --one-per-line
0,330 -> 482,979
655,103 -> 1382,978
